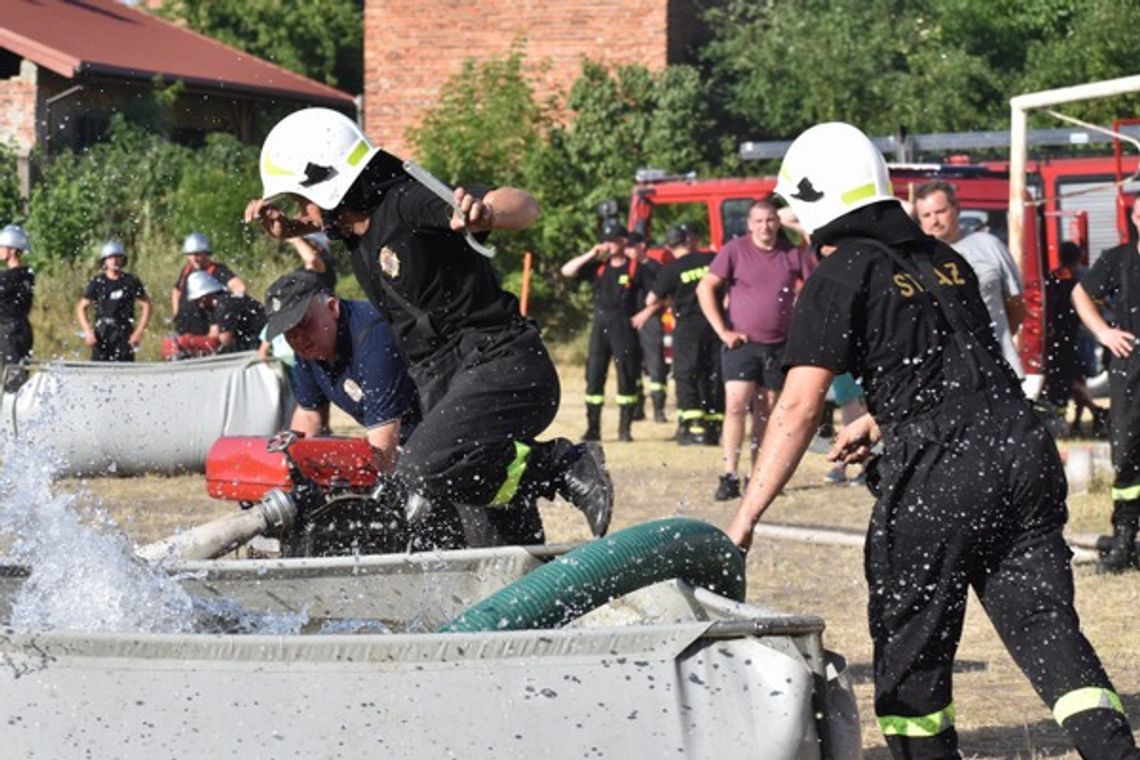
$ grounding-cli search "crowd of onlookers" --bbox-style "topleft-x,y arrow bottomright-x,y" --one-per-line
0,223 -> 337,389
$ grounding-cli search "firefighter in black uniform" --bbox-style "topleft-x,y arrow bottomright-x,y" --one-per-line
640,226 -> 723,445
0,224 -> 33,392
560,221 -> 650,442
244,107 -> 613,549
727,122 -> 1140,760
185,271 -> 266,353
628,231 -> 669,423
76,240 -> 152,361
1073,194 -> 1140,573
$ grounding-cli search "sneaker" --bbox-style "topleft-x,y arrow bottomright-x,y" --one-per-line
848,470 -> 866,486
558,442 -> 614,537
715,474 -> 741,501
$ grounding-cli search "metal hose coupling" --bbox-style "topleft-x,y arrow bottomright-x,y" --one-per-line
257,488 -> 298,536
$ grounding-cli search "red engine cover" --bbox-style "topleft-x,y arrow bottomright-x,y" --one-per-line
206,436 -> 378,502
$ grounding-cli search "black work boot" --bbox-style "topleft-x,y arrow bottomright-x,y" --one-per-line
651,391 -> 667,423
1098,506 -> 1139,574
557,442 -> 614,537
618,405 -> 635,442
583,405 -> 602,442
715,474 -> 741,501
702,419 -> 721,447
632,393 -> 646,422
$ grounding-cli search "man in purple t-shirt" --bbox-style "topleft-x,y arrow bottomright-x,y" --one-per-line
697,199 -> 816,501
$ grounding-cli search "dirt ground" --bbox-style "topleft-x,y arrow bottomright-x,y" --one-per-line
63,364 -> 1140,760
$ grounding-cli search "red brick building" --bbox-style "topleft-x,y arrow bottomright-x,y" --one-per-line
0,0 -> 353,195
363,0 -> 704,156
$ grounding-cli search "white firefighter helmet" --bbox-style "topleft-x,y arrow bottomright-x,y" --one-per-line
100,239 -> 126,261
182,231 -> 211,255
774,122 -> 895,234
258,108 -> 379,211
0,224 -> 29,251
185,270 -> 226,301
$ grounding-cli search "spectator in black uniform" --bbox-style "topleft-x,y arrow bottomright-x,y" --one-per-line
628,231 -> 669,423
243,107 -> 613,550
639,226 -> 723,445
76,240 -> 152,362
184,271 -> 266,354
727,121 -> 1140,760
170,232 -> 246,341
1073,195 -> 1140,573
560,220 -> 652,442
1044,241 -> 1106,436
0,224 -> 34,392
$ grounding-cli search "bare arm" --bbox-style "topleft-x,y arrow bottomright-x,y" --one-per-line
131,297 -> 152,347
290,237 -> 327,272
1073,283 -> 1135,359
225,275 -> 247,296
697,272 -> 745,348
631,297 -> 662,330
561,246 -> 604,278
290,407 -> 324,439
1005,294 -> 1025,335
726,365 -> 835,552
76,297 -> 96,347
365,421 -> 401,473
170,288 -> 180,318
454,186 -> 540,232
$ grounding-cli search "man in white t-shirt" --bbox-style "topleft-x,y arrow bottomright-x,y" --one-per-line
914,180 -> 1025,377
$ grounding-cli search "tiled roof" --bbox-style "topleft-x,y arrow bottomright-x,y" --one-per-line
1,0 -> 353,107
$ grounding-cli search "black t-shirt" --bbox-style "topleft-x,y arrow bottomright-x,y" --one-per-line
636,258 -> 662,311
347,179 -> 521,366
84,273 -> 148,326
783,202 -> 1013,425
651,252 -> 716,322
207,293 -> 266,353
0,266 -> 34,324
577,257 -> 652,316
1081,243 -> 1140,334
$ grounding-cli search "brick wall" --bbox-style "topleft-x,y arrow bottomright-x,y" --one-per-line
0,61 -> 37,156
364,0 -> 697,158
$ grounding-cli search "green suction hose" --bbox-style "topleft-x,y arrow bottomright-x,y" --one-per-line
438,517 -> 745,633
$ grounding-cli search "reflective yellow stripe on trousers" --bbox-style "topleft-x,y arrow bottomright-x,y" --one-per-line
491,440 -> 530,507
1054,687 -> 1124,725
1111,481 -> 1140,502
878,703 -> 955,738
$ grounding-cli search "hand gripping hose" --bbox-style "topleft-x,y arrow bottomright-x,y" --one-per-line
437,518 -> 746,633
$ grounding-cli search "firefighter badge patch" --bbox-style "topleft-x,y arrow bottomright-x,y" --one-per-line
378,246 -> 400,278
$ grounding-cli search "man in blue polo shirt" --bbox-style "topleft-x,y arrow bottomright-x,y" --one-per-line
264,271 -> 416,473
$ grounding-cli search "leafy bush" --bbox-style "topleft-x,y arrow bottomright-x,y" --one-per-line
0,142 -> 21,225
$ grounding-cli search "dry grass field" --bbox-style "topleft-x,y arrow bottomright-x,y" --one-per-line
58,361 -> 1140,759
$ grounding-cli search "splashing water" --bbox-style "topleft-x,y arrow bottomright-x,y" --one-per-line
0,372 -> 305,635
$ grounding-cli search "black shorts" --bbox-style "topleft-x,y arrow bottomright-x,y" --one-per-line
722,341 -> 785,389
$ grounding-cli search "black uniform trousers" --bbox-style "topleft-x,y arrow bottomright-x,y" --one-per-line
671,317 -> 723,428
868,391 -> 1136,760
92,321 -> 135,362
0,319 -> 32,392
1108,353 -> 1140,524
584,310 -> 641,408
638,315 -> 668,397
398,323 -> 569,549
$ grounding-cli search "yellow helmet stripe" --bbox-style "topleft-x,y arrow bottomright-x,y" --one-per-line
346,139 -> 371,167
262,156 -> 294,178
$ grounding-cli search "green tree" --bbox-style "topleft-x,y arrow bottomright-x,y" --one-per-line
1016,1 -> 1140,124
157,0 -> 363,93
701,0 -> 1006,142
0,142 -> 22,225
